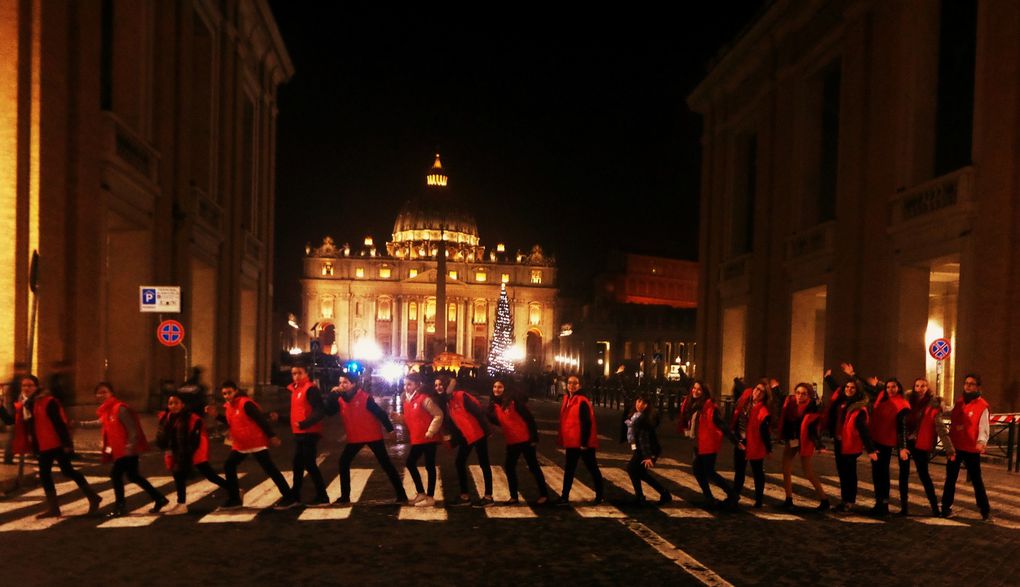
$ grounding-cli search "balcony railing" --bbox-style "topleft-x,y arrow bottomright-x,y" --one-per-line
890,166 -> 975,228
786,221 -> 835,262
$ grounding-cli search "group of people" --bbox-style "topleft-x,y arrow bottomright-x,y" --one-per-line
669,363 -> 992,520
0,363 -> 994,521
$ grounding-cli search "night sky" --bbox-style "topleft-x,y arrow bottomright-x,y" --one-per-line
269,3 -> 765,310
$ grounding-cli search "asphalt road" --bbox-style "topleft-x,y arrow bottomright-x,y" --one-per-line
3,396 -> 1019,587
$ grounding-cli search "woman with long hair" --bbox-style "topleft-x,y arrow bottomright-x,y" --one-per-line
487,379 -> 548,505
904,378 -> 953,516
677,380 -> 735,509
778,383 -> 829,511
726,379 -> 771,508
621,393 -> 671,505
868,377 -> 911,516
832,380 -> 877,513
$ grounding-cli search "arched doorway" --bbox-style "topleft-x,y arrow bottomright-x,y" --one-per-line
525,329 -> 542,372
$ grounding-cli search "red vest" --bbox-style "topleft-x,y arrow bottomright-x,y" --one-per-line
290,380 -> 323,435
160,412 -> 210,469
949,396 -> 989,453
744,402 -> 770,460
339,389 -> 384,444
695,399 -> 723,455
227,396 -> 269,451
799,411 -> 821,457
448,390 -> 486,446
869,391 -> 910,447
914,405 -> 943,452
840,406 -> 868,455
404,392 -> 440,445
494,400 -> 531,445
13,395 -> 68,454
98,398 -> 150,462
558,393 -> 599,449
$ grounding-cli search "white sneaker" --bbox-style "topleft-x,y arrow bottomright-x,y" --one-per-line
164,502 -> 188,516
414,496 -> 436,508
410,492 -> 427,505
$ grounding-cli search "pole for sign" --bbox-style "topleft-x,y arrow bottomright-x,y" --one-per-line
936,359 -> 944,399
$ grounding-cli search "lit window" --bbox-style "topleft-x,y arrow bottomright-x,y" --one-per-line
501,273 -> 510,283
473,300 -> 487,324
475,271 -> 487,282
408,302 -> 418,321
355,267 -> 365,278
377,298 -> 391,321
364,236 -> 374,246
425,299 -> 436,322
409,268 -> 419,278
320,296 -> 334,319
321,262 -> 334,276
531,270 -> 542,284
379,267 -> 392,278
448,303 -> 457,323
496,243 -> 506,252
529,303 -> 541,326
449,270 -> 458,280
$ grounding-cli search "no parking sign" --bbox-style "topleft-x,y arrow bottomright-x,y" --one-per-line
929,338 -> 952,361
157,320 -> 185,347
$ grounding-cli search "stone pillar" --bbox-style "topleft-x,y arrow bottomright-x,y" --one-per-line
399,295 -> 409,359
416,295 -> 425,360
391,296 -> 400,357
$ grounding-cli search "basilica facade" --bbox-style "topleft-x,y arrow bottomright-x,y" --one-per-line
299,155 -> 557,369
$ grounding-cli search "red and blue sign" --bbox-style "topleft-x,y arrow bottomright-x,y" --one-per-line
157,319 -> 185,347
929,337 -> 951,361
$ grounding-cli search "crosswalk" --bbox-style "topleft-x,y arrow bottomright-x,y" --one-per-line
1,450 -> 1018,531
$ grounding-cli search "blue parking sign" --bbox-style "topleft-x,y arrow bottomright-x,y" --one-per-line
142,288 -> 157,305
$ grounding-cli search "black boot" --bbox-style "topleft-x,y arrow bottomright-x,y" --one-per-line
83,485 -> 102,515
37,491 -> 61,519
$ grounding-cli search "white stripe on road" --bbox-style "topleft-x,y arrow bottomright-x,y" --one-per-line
100,476 -> 227,528
0,478 -> 101,515
299,470 -> 373,521
399,468 -> 446,521
0,476 -> 141,532
470,465 -> 537,519
538,462 -> 625,519
621,519 -> 733,587
600,467 -> 712,519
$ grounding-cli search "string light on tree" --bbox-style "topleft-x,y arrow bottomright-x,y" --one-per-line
487,283 -> 516,375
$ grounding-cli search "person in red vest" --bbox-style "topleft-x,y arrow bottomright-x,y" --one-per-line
868,378 -> 911,516
941,373 -> 991,520
10,374 -> 100,518
288,364 -> 330,507
832,380 -> 877,513
487,378 -> 548,505
207,380 -> 293,509
327,371 -> 407,504
442,377 -> 494,507
778,382 -> 829,511
394,372 -> 444,507
677,380 -> 736,509
725,379 -> 772,509
620,392 -> 671,506
556,374 -> 604,505
905,378 -> 954,517
75,381 -> 168,517
155,391 -> 228,515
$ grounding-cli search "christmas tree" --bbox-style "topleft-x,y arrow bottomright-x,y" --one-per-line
487,283 -> 515,375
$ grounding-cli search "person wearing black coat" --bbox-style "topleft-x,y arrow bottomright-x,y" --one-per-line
620,394 -> 671,506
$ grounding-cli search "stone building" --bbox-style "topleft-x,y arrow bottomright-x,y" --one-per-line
0,0 -> 292,408
300,154 -> 558,369
689,0 -> 1020,408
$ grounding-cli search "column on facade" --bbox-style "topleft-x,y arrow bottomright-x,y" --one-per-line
455,296 -> 464,355
462,298 -> 471,358
416,295 -> 425,360
391,296 -> 400,358
366,297 -> 376,343
398,295 -> 409,359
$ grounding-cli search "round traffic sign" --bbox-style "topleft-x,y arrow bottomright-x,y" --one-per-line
157,319 -> 185,347
929,337 -> 951,361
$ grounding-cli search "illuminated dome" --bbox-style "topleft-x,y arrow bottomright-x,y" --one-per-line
391,153 -> 480,247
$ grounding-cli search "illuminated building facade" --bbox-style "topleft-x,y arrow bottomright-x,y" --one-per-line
300,154 -> 558,369
0,0 -> 291,408
690,0 -> 1020,408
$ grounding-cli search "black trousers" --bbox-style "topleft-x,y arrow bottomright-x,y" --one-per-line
942,450 -> 990,516
505,442 -> 548,499
110,455 -> 163,505
172,461 -> 227,503
561,448 -> 603,500
692,452 -> 730,501
906,441 -> 939,511
835,450 -> 861,504
871,444 -> 893,505
406,443 -> 438,496
224,449 -> 291,502
455,437 -> 492,496
338,440 -> 405,499
731,447 -> 765,503
37,448 -> 92,497
291,433 -> 327,501
627,450 -> 668,499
